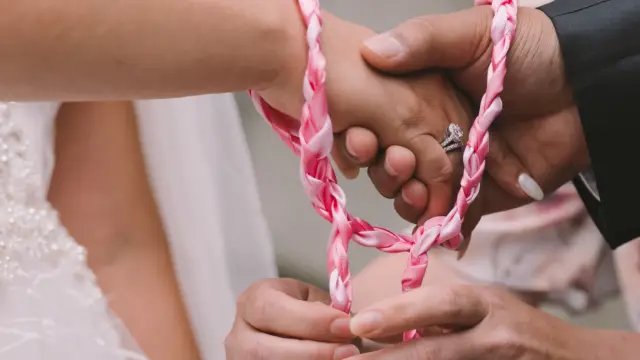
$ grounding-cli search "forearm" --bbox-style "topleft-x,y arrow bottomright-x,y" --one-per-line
1,0 -> 307,100
48,102 -> 200,360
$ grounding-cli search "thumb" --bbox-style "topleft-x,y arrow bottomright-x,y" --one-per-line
361,6 -> 493,74
349,285 -> 488,340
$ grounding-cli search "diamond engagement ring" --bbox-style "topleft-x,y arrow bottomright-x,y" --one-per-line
440,123 -> 464,153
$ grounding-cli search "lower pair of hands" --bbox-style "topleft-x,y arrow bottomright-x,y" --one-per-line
225,278 -> 597,360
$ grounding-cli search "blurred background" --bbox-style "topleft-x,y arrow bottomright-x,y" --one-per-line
234,0 -> 630,331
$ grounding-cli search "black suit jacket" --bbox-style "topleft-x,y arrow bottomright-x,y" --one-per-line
539,0 -> 640,249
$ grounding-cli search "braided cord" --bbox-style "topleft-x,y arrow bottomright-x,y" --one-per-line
249,0 -> 518,341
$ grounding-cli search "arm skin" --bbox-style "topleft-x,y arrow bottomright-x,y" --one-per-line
0,0 -> 342,103
48,102 -> 201,360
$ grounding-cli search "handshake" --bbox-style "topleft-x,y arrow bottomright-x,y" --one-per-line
260,5 -> 588,239
229,0 -> 640,358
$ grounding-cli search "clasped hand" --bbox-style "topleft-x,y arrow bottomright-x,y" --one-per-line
261,6 -> 589,239
331,6 -> 589,241
229,4 -> 598,360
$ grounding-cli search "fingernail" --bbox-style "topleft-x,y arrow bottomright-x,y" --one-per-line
384,157 -> 398,177
350,311 -> 382,336
330,318 -> 353,337
334,345 -> 360,360
517,173 -> 544,201
341,166 -> 360,180
345,135 -> 361,162
401,187 -> 415,206
363,33 -> 405,59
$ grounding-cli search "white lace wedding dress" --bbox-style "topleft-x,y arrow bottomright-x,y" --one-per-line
0,95 -> 277,359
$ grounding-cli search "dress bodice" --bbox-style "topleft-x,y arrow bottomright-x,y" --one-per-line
0,102 -> 145,359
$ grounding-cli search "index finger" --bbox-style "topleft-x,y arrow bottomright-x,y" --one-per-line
349,285 -> 489,339
240,279 -> 354,343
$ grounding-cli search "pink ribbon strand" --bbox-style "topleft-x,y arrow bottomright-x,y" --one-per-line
249,0 -> 518,341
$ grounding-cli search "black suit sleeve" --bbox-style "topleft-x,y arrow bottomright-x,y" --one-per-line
539,0 -> 640,249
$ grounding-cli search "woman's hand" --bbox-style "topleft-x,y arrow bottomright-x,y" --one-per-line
346,284 -> 618,360
225,278 -> 360,360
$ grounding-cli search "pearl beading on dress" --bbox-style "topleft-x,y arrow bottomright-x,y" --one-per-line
0,104 -> 90,284
0,102 -> 147,359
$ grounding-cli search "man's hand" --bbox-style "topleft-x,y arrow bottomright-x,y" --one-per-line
361,6 -> 570,120
225,278 -> 359,359
345,284 -> 610,360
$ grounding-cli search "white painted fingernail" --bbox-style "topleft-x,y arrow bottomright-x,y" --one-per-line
518,173 -> 544,201
363,33 -> 405,59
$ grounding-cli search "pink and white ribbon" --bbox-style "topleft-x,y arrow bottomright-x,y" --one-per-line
249,0 -> 518,341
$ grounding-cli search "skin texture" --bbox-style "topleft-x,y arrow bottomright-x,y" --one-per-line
228,262 -> 640,359
48,102 -> 200,360
347,284 -> 597,360
28,4 -> 478,357
0,0 -> 301,100
225,3 -> 635,359
3,3 -> 475,217
336,6 -> 589,240
263,13 -> 474,223
226,252 -> 550,359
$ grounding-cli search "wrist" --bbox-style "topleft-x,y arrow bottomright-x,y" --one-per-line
258,8 -> 375,119
255,1 -> 307,116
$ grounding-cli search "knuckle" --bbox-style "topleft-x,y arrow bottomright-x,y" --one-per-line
487,325 -> 526,357
245,337 -> 268,360
367,166 -> 397,199
428,156 -> 454,183
395,16 -> 435,52
439,286 -> 468,319
239,279 -> 268,302
223,333 -> 235,354
479,285 -> 512,310
394,198 -> 423,223
409,343 -> 441,360
395,102 -> 428,137
437,285 -> 459,305
248,294 -> 272,329
306,342 -> 334,360
440,284 -> 485,320
224,326 -> 261,360
392,105 -> 456,185
240,280 -> 280,327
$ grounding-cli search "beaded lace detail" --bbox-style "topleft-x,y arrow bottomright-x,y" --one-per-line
0,104 -> 90,282
0,103 -> 146,359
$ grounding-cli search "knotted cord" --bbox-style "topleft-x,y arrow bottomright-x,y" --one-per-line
249,0 -> 518,341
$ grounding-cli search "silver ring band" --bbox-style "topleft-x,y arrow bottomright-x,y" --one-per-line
440,123 -> 464,153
